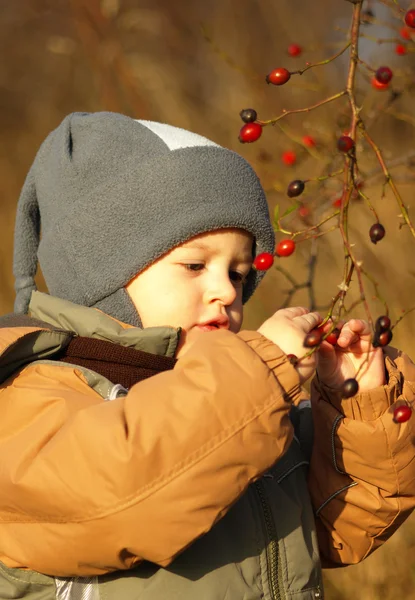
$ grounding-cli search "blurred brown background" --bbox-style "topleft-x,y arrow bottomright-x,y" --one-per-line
1,1 -> 415,597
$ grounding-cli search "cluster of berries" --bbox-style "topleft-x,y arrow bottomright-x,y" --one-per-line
372,315 -> 392,347
241,8 -> 415,423
295,315 -> 411,422
238,9 -> 415,140
394,9 -> 415,57
252,239 -> 295,271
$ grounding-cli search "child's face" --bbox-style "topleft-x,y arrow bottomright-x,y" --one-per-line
126,228 -> 254,357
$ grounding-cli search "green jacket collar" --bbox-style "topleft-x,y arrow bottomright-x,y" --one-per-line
29,291 -> 181,359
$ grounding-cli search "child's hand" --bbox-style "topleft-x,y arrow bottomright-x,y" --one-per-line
258,307 -> 322,384
317,319 -> 386,391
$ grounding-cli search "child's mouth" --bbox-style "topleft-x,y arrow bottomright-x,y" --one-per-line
197,324 -> 219,332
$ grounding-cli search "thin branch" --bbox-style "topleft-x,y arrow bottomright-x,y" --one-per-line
360,127 -> 415,238
290,42 -> 352,76
259,91 -> 347,126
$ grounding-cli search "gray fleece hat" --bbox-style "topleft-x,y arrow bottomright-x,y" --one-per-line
13,111 -> 275,326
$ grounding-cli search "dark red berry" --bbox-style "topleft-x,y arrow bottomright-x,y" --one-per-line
337,135 -> 355,153
325,328 -> 341,346
303,329 -> 322,348
239,108 -> 258,123
393,405 -> 412,423
266,68 -> 291,86
239,122 -> 263,144
375,66 -> 393,84
253,252 -> 274,271
286,354 -> 298,365
342,378 -> 359,398
404,9 -> 415,29
375,315 -> 391,332
373,329 -> 393,348
288,44 -> 302,57
369,223 -> 385,244
287,180 -> 305,198
281,150 -> 296,166
275,239 -> 296,257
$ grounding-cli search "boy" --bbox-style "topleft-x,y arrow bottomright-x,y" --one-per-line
0,111 -> 414,600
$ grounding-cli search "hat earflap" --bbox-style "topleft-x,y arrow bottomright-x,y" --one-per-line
13,167 -> 40,314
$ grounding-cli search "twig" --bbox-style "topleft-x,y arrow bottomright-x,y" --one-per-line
290,43 -> 352,76
259,91 -> 347,126
360,127 -> 415,238
392,306 -> 415,331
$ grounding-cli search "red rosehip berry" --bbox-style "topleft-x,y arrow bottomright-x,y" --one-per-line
393,405 -> 412,423
275,239 -> 296,257
303,329 -> 322,348
373,329 -> 393,348
298,205 -> 310,219
288,44 -> 302,57
371,77 -> 390,91
375,66 -> 393,84
400,26 -> 411,40
342,378 -> 359,398
369,222 -> 385,244
281,150 -> 297,166
287,180 -> 305,198
239,122 -> 263,144
239,108 -> 258,123
337,135 -> 355,153
253,252 -> 274,271
404,9 -> 415,29
332,197 -> 342,208
302,135 -> 316,147
266,68 -> 291,85
286,354 -> 298,365
375,315 -> 391,332
395,44 -> 407,55
325,328 -> 341,346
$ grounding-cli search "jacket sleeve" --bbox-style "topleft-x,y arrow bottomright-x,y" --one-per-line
308,347 -> 415,567
0,329 -> 300,577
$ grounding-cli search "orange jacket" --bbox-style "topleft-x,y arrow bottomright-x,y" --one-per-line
0,293 -> 414,579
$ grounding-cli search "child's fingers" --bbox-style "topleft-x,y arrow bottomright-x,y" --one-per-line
294,311 -> 322,332
279,306 -> 309,317
318,318 -> 345,334
337,319 -> 371,347
317,340 -> 337,358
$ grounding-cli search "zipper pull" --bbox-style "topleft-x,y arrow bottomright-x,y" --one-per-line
107,383 -> 128,401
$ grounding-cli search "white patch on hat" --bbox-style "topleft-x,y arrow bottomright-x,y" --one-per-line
136,120 -> 220,151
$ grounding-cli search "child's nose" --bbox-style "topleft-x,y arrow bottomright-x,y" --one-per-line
204,275 -> 237,306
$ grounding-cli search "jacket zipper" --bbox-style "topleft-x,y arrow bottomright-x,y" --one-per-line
254,480 -> 283,600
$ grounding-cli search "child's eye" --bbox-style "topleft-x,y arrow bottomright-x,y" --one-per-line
183,263 -> 205,272
229,270 -> 246,284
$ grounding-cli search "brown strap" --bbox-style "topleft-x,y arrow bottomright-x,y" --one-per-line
58,336 -> 176,389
